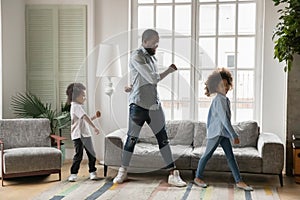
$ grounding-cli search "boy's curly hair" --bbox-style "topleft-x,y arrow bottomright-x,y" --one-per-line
66,83 -> 86,104
204,68 -> 233,97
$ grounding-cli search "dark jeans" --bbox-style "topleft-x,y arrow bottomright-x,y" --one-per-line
121,103 -> 175,170
70,137 -> 97,174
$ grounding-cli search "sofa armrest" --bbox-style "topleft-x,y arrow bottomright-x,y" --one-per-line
104,128 -> 127,166
257,132 -> 284,174
0,139 -> 3,152
0,139 -> 3,178
50,135 -> 67,150
0,139 -> 3,153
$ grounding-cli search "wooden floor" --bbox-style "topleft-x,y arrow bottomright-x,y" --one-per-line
1,160 -> 300,200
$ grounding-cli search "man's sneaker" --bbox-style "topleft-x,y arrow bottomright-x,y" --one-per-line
90,171 -> 99,180
168,170 -> 187,187
68,174 -> 77,182
113,167 -> 128,184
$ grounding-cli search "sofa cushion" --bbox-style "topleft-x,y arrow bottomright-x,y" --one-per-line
191,146 -> 262,173
139,120 -> 194,146
129,143 -> 192,171
232,121 -> 259,147
3,147 -> 62,174
193,121 -> 207,147
166,120 -> 194,145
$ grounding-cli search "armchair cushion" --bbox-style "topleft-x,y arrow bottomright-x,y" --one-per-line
3,147 -> 61,174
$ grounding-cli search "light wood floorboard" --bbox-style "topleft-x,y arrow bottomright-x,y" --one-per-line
1,160 -> 300,200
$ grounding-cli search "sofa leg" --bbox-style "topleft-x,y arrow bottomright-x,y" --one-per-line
104,165 -> 108,177
279,173 -> 283,187
192,170 -> 195,179
59,171 -> 61,181
1,177 -> 3,187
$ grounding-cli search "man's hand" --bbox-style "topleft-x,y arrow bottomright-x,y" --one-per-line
160,64 -> 178,80
124,85 -> 132,93
169,64 -> 177,71
233,138 -> 240,144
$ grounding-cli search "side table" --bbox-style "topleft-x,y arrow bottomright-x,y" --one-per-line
292,141 -> 300,184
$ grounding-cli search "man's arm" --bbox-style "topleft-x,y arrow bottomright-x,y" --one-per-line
159,64 -> 177,80
131,54 -> 161,84
125,64 -> 177,93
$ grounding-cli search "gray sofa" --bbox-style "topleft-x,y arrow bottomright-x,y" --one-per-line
0,118 -> 63,186
104,120 -> 284,186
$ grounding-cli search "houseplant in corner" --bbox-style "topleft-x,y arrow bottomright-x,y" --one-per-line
10,92 -> 70,161
272,0 -> 300,72
272,0 -> 300,176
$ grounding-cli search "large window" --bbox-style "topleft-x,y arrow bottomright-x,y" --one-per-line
131,0 -> 261,123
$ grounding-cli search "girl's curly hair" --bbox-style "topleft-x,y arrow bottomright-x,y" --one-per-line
66,83 -> 86,104
204,68 -> 233,97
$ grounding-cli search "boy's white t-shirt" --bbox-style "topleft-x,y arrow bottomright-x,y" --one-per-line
70,102 -> 92,140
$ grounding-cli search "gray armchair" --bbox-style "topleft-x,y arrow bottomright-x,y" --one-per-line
0,118 -> 64,186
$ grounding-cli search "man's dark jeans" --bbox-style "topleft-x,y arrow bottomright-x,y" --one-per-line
121,103 -> 175,170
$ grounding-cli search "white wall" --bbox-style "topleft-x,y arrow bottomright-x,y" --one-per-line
2,0 -> 26,118
93,0 -> 130,162
261,0 -> 287,142
1,0 -> 287,161
0,0 -> 2,119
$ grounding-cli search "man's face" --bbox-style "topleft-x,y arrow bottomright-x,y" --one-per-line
143,35 -> 159,56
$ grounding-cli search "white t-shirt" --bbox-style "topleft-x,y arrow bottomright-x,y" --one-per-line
70,102 -> 91,140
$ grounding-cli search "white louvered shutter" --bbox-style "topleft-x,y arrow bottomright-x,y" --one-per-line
26,5 -> 87,111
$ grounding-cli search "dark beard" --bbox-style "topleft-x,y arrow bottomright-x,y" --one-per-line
145,48 -> 156,56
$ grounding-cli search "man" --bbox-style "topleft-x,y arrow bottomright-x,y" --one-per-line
113,29 -> 186,187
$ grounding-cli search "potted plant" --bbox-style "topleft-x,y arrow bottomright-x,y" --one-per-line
10,92 -> 70,160
272,0 -> 300,72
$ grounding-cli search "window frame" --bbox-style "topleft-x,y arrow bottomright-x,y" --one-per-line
131,0 -> 263,123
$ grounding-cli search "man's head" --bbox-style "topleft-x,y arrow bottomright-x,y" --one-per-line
142,29 -> 159,56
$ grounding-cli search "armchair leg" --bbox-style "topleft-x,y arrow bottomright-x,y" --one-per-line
279,173 -> 283,187
59,171 -> 61,181
104,165 -> 108,177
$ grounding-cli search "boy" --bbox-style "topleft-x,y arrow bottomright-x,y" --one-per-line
66,83 -> 101,182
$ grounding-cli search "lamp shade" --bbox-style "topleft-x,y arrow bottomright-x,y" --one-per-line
96,44 -> 122,77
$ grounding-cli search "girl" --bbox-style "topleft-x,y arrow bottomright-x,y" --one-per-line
194,68 -> 253,191
66,83 -> 101,182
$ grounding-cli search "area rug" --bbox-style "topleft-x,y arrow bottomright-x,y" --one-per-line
32,176 -> 280,200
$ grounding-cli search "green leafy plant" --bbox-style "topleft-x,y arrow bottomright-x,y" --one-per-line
11,92 -> 70,134
272,0 -> 300,72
